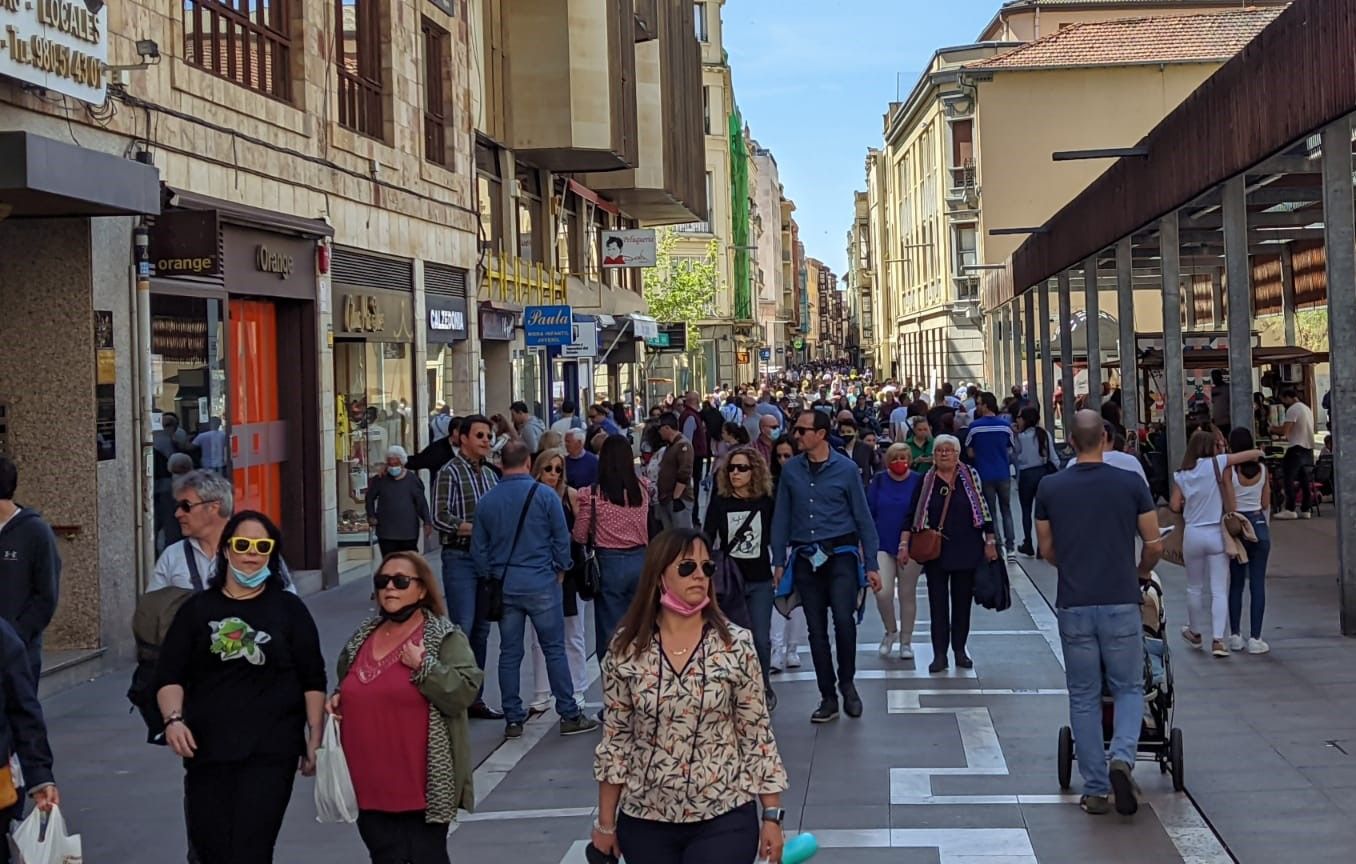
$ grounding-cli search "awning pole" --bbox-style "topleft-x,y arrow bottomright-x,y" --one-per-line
1161,211 -> 1187,471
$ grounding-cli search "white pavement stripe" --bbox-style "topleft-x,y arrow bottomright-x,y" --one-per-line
777,666 -> 977,682
887,689 -> 1067,710
1008,564 -> 1066,671
813,828 -> 1037,862
890,707 -> 1008,803
460,807 -> 595,823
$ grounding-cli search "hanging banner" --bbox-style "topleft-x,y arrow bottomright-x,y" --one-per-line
601,230 -> 657,268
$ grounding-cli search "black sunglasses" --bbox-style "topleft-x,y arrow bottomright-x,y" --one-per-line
542,464 -> 563,474
375,574 -> 421,590
677,560 -> 717,579
728,463 -> 752,473
175,498 -> 214,513
792,425 -> 817,436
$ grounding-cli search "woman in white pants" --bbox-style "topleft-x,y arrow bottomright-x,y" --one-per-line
528,449 -> 590,710
866,444 -> 926,659
1171,429 -> 1264,658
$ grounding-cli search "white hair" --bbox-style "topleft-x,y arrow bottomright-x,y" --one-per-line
933,434 -> 962,452
564,427 -> 587,443
386,445 -> 409,464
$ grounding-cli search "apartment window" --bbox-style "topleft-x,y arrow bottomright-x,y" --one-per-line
422,18 -> 449,165
336,0 -> 384,137
703,86 -> 712,135
183,0 -> 293,100
476,141 -> 504,254
950,119 -> 974,188
555,195 -> 578,274
954,223 -> 977,283
516,165 -> 545,263
694,2 -> 708,42
585,207 -> 603,282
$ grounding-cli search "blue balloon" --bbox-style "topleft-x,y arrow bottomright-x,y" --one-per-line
782,833 -> 819,864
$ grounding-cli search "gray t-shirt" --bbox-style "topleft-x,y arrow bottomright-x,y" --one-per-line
1035,463 -> 1154,608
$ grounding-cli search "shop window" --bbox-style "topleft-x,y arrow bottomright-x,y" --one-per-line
334,341 -> 415,543
584,207 -> 603,282
476,140 -> 504,255
336,0 -> 384,138
703,86 -> 712,135
183,0 -> 293,100
516,164 -> 545,263
556,196 -> 578,275
421,18 -> 450,166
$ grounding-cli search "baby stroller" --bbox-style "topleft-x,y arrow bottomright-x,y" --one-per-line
1058,574 -> 1184,792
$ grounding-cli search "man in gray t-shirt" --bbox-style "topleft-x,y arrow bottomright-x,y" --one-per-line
1034,410 -> 1161,818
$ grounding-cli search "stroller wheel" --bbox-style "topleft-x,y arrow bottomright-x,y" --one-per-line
1058,726 -> 1073,791
1170,727 -> 1185,792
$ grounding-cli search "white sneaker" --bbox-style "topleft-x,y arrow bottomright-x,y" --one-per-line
1007,551 -> 1018,563
1228,634 -> 1244,652
879,632 -> 898,658
575,692 -> 588,710
770,651 -> 785,674
1248,638 -> 1271,655
899,643 -> 915,660
786,650 -> 803,669
1300,510 -> 1313,520
1275,510 -> 1299,520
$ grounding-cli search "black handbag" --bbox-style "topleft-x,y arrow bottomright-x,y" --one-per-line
974,557 -> 1012,612
477,483 -> 540,622
711,505 -> 760,630
575,489 -> 604,601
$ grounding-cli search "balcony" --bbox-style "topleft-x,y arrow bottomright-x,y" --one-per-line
946,160 -> 979,210
674,221 -> 711,234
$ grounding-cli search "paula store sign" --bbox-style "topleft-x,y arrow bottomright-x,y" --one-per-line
426,295 -> 468,342
523,305 -> 572,347
0,0 -> 107,105
150,210 -> 221,278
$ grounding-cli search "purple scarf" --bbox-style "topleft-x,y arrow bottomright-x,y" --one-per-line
912,465 -> 990,532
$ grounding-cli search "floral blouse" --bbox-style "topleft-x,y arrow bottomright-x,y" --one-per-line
594,625 -> 787,822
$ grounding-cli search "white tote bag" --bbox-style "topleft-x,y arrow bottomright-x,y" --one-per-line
8,804 -> 82,864
314,716 -> 360,824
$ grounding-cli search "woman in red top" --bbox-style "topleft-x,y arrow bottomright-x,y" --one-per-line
329,552 -> 483,864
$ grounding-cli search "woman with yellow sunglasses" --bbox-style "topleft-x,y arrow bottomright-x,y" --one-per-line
154,509 -> 327,864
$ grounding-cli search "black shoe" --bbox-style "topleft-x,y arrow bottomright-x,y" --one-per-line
841,685 -> 863,718
468,702 -> 505,721
766,686 -> 778,712
504,722 -> 524,739
955,653 -> 974,669
810,700 -> 839,724
1109,759 -> 1139,816
1018,543 -> 1035,557
928,657 -> 949,674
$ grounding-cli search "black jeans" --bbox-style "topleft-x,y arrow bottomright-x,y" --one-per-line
184,756 -> 297,864
925,567 -> 976,659
793,551 -> 860,702
378,537 -> 421,558
356,811 -> 450,864
617,801 -> 759,864
1017,466 -> 1048,549
1282,445 -> 1314,512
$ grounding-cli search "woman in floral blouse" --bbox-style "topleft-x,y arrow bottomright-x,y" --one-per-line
592,528 -> 788,864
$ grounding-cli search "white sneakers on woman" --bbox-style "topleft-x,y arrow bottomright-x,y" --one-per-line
1248,638 -> 1271,654
879,633 -> 898,658
899,642 -> 914,660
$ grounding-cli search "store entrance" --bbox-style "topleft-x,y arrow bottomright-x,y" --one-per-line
228,299 -> 285,527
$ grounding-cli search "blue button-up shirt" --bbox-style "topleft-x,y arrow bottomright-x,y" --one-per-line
470,474 -> 572,595
770,450 -> 880,568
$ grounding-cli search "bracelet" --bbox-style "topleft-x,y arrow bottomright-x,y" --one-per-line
163,713 -> 184,728
592,819 -> 616,836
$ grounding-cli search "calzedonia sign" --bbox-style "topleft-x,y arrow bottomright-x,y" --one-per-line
0,0 -> 108,105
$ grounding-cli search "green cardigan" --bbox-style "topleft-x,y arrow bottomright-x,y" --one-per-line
336,611 -> 483,823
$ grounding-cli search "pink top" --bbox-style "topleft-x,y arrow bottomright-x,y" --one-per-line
573,485 -> 650,549
339,632 -> 429,813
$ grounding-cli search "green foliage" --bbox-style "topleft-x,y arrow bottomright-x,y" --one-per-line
642,230 -> 718,324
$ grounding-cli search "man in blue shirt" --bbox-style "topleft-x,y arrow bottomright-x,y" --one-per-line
965,392 -> 1018,560
772,409 -> 882,724
563,429 -> 599,489
587,403 -> 622,438
472,441 -> 599,740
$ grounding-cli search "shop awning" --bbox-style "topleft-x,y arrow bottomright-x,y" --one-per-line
630,314 -> 659,339
0,131 -> 160,217
165,186 -> 334,237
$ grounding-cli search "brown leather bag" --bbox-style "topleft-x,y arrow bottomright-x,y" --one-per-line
910,481 -> 953,564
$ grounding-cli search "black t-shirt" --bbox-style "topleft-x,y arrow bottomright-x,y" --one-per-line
703,493 -> 774,583
1035,463 -> 1154,608
154,586 -> 326,764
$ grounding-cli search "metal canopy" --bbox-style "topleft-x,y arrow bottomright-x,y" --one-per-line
0,131 -> 160,217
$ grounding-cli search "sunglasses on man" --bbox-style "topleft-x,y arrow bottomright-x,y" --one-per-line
175,498 -> 215,514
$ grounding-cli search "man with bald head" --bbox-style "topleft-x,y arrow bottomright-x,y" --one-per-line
1035,410 -> 1162,817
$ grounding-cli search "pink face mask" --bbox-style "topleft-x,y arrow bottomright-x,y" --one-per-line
660,588 -> 710,617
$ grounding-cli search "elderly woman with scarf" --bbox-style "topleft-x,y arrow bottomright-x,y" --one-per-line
909,434 -> 997,674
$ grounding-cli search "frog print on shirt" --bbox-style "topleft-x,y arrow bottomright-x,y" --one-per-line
209,617 -> 272,665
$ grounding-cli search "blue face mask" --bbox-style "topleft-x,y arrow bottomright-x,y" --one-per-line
388,466 -> 404,478
769,428 -> 781,441
231,564 -> 271,589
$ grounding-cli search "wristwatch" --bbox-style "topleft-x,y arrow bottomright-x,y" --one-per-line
762,807 -> 786,825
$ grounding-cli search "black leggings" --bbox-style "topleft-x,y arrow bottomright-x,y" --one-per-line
617,801 -> 759,864
378,537 -> 422,558
357,811 -> 450,864
184,756 -> 297,864
926,568 -> 976,658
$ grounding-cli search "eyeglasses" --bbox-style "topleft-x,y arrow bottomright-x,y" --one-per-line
792,425 -> 817,436
676,560 -> 717,579
175,498 -> 214,514
542,465 -> 563,475
227,537 -> 276,556
374,573 -> 421,590
728,463 -> 752,474
470,431 -> 491,440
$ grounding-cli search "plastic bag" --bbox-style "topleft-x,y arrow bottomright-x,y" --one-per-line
8,804 -> 82,864
314,715 -> 359,823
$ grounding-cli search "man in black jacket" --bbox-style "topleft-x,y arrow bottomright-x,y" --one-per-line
0,459 -> 59,682
406,415 -> 460,475
0,615 -> 59,856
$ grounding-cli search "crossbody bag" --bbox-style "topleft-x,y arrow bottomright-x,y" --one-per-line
910,481 -> 952,564
477,483 -> 540,622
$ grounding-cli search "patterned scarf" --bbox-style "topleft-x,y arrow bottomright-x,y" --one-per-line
912,465 -> 990,531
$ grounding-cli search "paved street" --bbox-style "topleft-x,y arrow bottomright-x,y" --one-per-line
37,510 -> 1356,863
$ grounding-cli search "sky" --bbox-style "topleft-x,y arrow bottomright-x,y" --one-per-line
723,0 -> 999,277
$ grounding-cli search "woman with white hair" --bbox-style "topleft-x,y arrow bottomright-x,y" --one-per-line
365,445 -> 433,557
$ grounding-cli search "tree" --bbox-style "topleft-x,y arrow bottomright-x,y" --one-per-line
642,229 -> 718,324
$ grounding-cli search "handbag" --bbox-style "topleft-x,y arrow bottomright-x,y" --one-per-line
1211,457 -> 1250,564
0,760 -> 16,810
477,483 -> 540,623
711,506 -> 760,630
910,479 -> 953,564
574,489 -> 604,601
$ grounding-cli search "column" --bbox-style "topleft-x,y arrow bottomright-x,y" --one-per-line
1161,211 -> 1187,469
1083,255 -> 1101,409
1211,267 -> 1225,328
1057,270 -> 1076,432
1116,237 -> 1139,435
1321,116 -> 1356,635
992,311 -> 1005,392
1223,175 -> 1255,432
1010,302 -> 1022,394
1280,245 -> 1298,346
1038,280 -> 1055,432
1024,292 -> 1038,403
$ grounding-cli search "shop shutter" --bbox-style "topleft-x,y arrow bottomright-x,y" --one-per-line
332,246 -> 414,291
424,262 -> 468,297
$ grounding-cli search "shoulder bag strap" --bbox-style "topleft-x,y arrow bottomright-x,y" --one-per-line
934,477 -> 954,532
1210,456 -> 1237,516
724,505 -> 761,551
588,485 -> 599,548
498,483 -> 541,581
183,539 -> 204,591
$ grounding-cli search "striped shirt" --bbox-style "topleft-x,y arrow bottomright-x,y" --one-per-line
432,451 -> 498,544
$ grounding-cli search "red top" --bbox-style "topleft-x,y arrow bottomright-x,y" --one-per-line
573,485 -> 650,549
339,632 -> 429,813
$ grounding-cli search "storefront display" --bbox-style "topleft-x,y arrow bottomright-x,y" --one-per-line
424,262 -> 470,418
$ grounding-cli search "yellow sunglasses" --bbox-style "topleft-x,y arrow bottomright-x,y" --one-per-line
227,536 -> 276,556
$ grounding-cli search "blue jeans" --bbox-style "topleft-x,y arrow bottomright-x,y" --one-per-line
593,547 -> 645,660
441,548 -> 490,702
982,478 -> 1016,552
1229,512 -> 1271,640
744,580 -> 774,685
1058,604 -> 1144,796
498,589 -> 581,725
793,552 -> 860,702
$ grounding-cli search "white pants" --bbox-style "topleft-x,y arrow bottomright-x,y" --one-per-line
1184,524 -> 1230,641
771,606 -> 806,664
526,602 -> 592,706
875,551 -> 923,641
